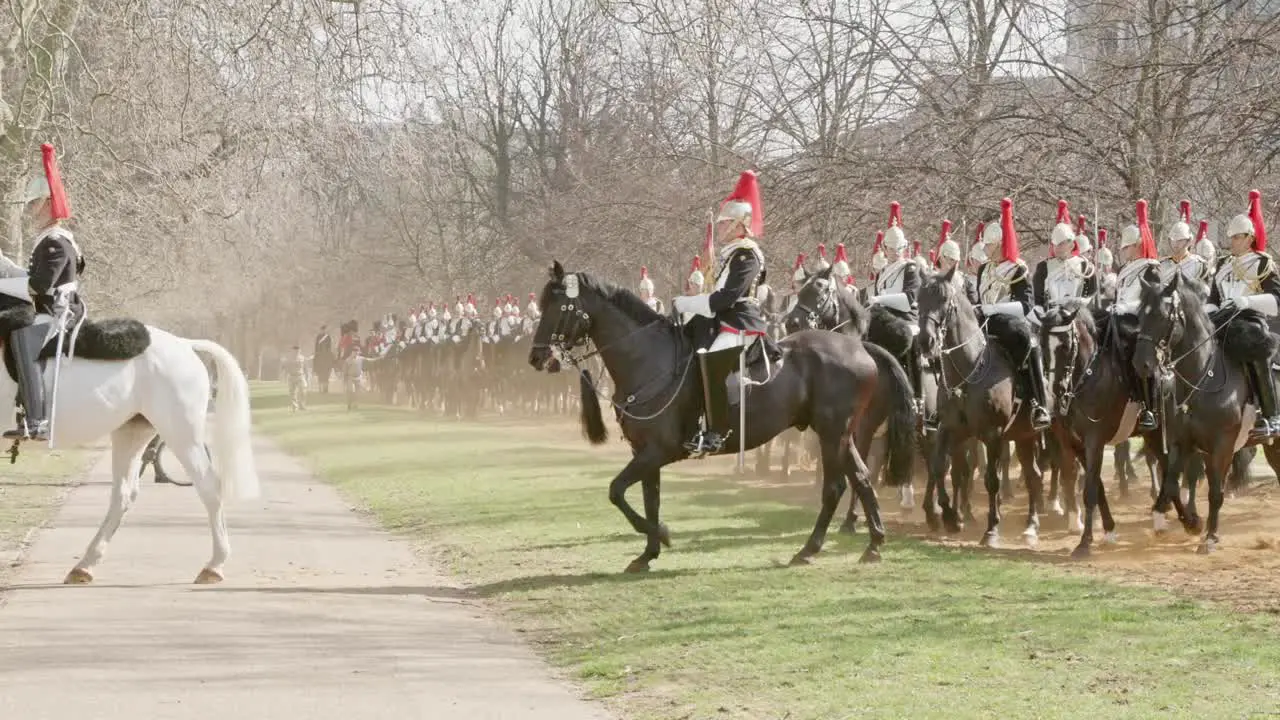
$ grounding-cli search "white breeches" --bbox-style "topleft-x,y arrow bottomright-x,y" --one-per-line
708,328 -> 759,352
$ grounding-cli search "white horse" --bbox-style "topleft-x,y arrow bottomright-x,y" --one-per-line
0,280 -> 259,584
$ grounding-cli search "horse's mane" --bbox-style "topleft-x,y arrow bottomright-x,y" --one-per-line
577,273 -> 666,326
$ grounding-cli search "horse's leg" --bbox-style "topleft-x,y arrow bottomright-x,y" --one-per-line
980,437 -> 1004,547
791,437 -> 847,565
1000,441 -> 1015,502
1015,439 -> 1044,546
1151,440 -> 1192,535
1056,432 -> 1083,532
1228,447 -> 1255,496
1071,438 -> 1105,559
633,466 -> 670,571
1046,434 -> 1064,516
1200,446 -> 1232,554
1114,439 -> 1134,498
843,440 -> 885,564
64,422 -> 153,583
921,424 -> 948,532
608,457 -> 667,572
1184,451 -> 1205,506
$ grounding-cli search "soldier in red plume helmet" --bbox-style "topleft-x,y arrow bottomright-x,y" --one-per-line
1211,190 -> 1280,437
5,144 -> 85,442
671,170 -> 769,455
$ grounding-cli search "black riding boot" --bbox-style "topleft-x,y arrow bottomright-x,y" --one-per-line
907,351 -> 935,432
1248,360 -> 1280,438
1025,344 -> 1051,431
3,323 -> 48,442
1136,376 -> 1159,432
686,347 -> 741,456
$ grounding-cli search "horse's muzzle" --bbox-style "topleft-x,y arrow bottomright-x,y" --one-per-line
528,345 -> 559,373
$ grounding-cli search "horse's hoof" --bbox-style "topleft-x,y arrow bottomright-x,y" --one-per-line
788,553 -> 814,566
1151,512 -> 1169,534
1101,530 -> 1118,545
1050,498 -> 1065,516
63,567 -> 93,584
1184,517 -> 1204,536
924,513 -> 941,532
1071,513 -> 1085,533
657,523 -> 672,548
1022,529 -> 1039,547
1196,539 -> 1217,555
623,559 -> 650,574
838,520 -> 858,536
944,516 -> 964,534
858,548 -> 882,564
193,568 -> 224,584
1070,544 -> 1091,560
980,532 -> 1000,548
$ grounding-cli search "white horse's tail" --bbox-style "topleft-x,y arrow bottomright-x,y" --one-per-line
188,339 -> 260,501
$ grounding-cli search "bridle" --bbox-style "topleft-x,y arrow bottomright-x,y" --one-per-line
1134,287 -> 1231,411
918,288 -> 989,395
788,275 -> 850,332
529,273 -> 695,421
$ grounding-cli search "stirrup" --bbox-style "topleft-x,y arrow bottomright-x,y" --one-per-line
3,422 -> 46,442
1136,410 -> 1158,431
1030,405 -> 1051,430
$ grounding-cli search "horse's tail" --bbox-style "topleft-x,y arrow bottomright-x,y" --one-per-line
578,368 -> 608,445
188,339 -> 261,501
864,341 -> 915,487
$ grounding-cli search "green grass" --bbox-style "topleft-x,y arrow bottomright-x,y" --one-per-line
254,383 -> 1280,720
0,446 -> 93,584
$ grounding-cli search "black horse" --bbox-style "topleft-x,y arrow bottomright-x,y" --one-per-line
915,267 -> 1048,546
1132,270 -> 1280,552
527,262 -> 916,570
1038,299 -> 1163,557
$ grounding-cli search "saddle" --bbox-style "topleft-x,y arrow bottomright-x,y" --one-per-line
1209,308 -> 1280,368
0,302 -> 150,383
867,305 -> 915,359
683,314 -> 783,385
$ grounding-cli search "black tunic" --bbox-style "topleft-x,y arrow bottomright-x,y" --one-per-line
975,261 -> 1034,315
1032,259 -> 1099,307
709,246 -> 767,333
27,227 -> 84,320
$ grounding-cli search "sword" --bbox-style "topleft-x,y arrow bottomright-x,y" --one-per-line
46,299 -> 75,450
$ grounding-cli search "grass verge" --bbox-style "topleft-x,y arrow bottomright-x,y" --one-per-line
253,383 -> 1280,720
0,447 -> 93,585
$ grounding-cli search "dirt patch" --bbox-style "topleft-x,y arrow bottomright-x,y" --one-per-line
716,453 -> 1280,614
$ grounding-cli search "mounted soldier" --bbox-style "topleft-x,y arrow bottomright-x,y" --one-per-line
4,144 -> 85,442
831,243 -> 851,284
1160,200 -> 1211,292
866,202 -> 926,421
911,239 -> 930,272
973,198 -> 1051,431
672,170 -> 768,456
638,266 -> 664,314
1032,199 -> 1097,314
935,220 -> 971,293
813,243 -> 831,273
526,292 -> 541,321
1207,189 -> 1280,438
783,253 -> 807,314
1194,219 -> 1218,267
680,257 -> 705,324
1112,200 -> 1162,431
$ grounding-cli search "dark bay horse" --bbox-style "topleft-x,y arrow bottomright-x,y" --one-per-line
915,267 -> 1047,547
783,267 -> 986,530
527,262 -> 916,570
1133,270 -> 1280,552
1038,299 -> 1164,557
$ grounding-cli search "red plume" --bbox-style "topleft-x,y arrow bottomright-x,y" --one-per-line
1056,199 -> 1070,225
888,201 -> 902,228
973,222 -> 985,248
1136,200 -> 1158,260
720,170 -> 764,237
935,219 -> 952,256
912,239 -> 921,258
1000,198 -> 1019,263
793,253 -> 806,270
1076,214 -> 1087,235
690,256 -> 702,271
1196,220 -> 1209,243
1098,227 -> 1108,247
1249,189 -> 1267,252
41,143 -> 70,220
1180,199 -> 1191,225
528,292 -> 535,300
929,249 -> 938,266
834,243 -> 848,263
640,266 -> 649,279
870,230 -> 884,280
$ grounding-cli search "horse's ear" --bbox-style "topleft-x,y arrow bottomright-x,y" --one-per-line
550,261 -> 565,281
